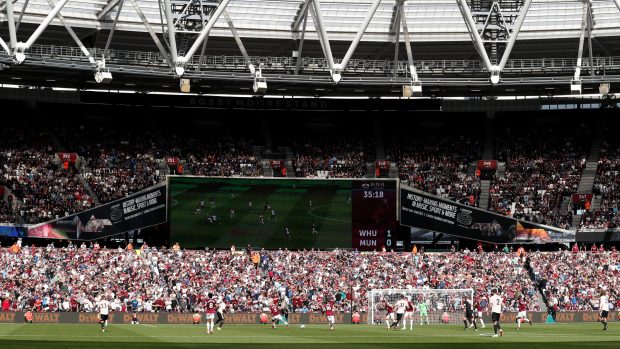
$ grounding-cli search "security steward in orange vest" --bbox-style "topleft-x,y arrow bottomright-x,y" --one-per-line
25,309 -> 34,323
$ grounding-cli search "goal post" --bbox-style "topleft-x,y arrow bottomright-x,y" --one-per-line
367,288 -> 474,325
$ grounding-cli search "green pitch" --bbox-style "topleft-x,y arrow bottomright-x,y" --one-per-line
0,323 -> 618,349
170,177 -> 352,248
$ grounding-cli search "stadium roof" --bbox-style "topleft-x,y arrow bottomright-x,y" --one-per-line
1,0 -> 620,97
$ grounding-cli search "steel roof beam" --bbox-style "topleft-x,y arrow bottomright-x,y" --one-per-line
0,37 -> 10,55
310,0 -> 336,78
392,3 -> 400,77
498,0 -> 532,72
4,0 -> 18,49
178,0 -> 230,64
163,0 -> 179,62
292,0 -> 311,32
586,0 -> 594,77
13,0 -> 70,62
339,0 -> 382,71
45,0 -> 96,64
574,0 -> 589,82
400,1 -> 417,82
223,11 -> 250,67
97,0 -> 121,21
15,0 -> 29,31
456,0 -> 493,73
129,0 -> 173,68
294,7 -> 308,75
104,0 -> 124,58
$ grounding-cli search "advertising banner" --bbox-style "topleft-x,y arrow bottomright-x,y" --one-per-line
27,184 -> 167,240
400,186 -> 575,243
0,224 -> 27,238
0,311 -> 612,324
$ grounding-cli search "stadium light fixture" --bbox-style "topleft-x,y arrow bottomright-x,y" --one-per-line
403,81 -> 422,97
175,65 -> 185,77
599,83 -> 610,95
570,79 -> 582,95
180,78 -> 191,93
252,63 -> 267,95
490,71 -> 500,85
94,60 -> 112,84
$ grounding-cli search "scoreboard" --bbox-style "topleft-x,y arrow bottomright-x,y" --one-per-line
351,180 -> 398,250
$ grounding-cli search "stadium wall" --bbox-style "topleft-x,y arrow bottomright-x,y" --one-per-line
0,312 -> 615,324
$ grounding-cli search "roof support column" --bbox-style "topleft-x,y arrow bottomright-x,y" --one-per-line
163,0 -> 179,63
574,0 -> 589,82
103,0 -> 124,58
4,0 -> 18,49
97,0 -> 121,20
497,0 -> 532,72
15,0 -> 30,31
338,0 -> 382,71
129,0 -> 173,68
223,11 -> 252,70
13,0 -> 70,63
310,0 -> 337,81
400,2 -> 417,82
392,4 -> 401,77
178,0 -> 230,65
45,0 -> 96,64
294,4 -> 309,75
456,0 -> 493,73
293,0 -> 312,32
0,37 -> 10,55
586,0 -> 594,77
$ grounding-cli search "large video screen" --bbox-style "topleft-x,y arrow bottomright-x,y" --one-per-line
169,177 -> 396,249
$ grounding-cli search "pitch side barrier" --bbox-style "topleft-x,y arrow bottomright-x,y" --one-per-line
0,312 -> 614,324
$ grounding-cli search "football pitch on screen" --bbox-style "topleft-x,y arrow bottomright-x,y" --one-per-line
170,177 -> 353,249
0,323 -> 618,349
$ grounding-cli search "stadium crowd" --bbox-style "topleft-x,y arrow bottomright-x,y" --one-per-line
0,196 -> 17,223
186,137 -> 262,178
389,137 -> 481,206
581,136 -> 620,229
0,150 -> 94,224
290,138 -> 371,178
528,248 -> 619,311
0,245 -> 547,315
85,152 -> 160,204
489,127 -> 589,229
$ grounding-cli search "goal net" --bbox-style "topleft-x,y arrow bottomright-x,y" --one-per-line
367,288 -> 474,325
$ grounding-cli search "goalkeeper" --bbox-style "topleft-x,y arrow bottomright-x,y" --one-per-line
418,299 -> 429,325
